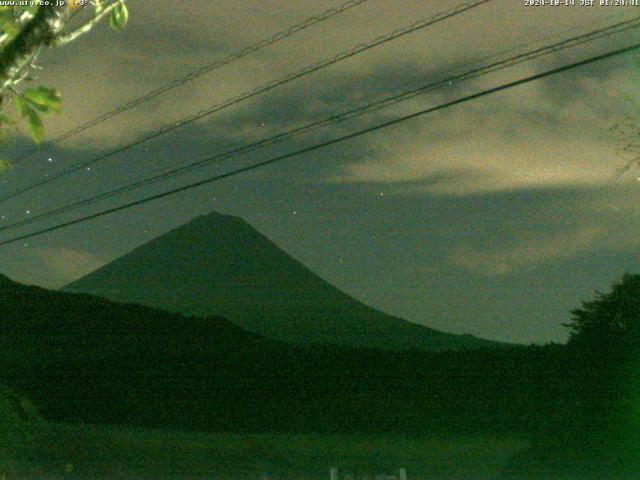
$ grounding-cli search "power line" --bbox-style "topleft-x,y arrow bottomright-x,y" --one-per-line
2,15 -> 638,233
0,0 -> 492,204
11,0 -> 373,165
2,40 -> 638,247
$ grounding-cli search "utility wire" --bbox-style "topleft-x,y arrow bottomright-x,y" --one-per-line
2,15 -> 638,233
0,0 -> 492,204
2,40 -> 638,247
11,0 -> 373,165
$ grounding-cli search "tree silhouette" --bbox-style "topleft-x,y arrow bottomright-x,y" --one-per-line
504,274 -> 640,478
562,273 -> 640,462
565,273 -> 640,354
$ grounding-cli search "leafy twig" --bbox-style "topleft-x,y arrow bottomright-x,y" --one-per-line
53,0 -> 126,47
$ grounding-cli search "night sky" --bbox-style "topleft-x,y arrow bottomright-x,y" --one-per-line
1,0 -> 639,344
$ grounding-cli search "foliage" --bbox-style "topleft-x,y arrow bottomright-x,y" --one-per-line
505,273 -> 640,478
565,273 -> 640,353
108,2 -> 128,32
0,1 -> 128,152
15,87 -> 62,143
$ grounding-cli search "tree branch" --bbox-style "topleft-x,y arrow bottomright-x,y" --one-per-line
0,6 -> 68,96
0,10 -> 36,49
53,0 -> 123,47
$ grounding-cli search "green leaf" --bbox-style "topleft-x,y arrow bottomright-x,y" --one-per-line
26,102 -> 50,114
24,106 -> 44,143
15,95 -> 27,117
0,8 -> 19,38
22,87 -> 62,113
0,159 -> 12,173
109,2 -> 128,32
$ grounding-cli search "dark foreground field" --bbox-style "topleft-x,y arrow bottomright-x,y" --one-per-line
4,422 -> 529,480
2,276 -> 639,478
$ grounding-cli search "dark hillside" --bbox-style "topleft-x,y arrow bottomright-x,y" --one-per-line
2,275 -> 571,435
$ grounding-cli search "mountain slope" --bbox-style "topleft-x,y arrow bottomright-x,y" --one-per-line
0,274 -> 559,436
65,211 -> 501,351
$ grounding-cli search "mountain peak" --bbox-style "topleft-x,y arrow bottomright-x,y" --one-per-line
66,211 -> 503,352
169,211 -> 250,237
193,210 -> 239,222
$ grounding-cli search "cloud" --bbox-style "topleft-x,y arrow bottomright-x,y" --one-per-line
445,186 -> 640,275
449,226 -> 607,275
335,134 -> 626,195
329,58 -> 638,195
20,0 -> 635,151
